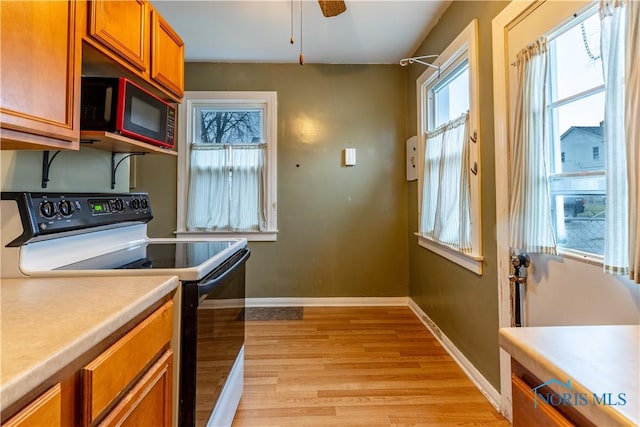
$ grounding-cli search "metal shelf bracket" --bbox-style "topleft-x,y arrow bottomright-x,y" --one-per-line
42,150 -> 62,188
111,152 -> 145,189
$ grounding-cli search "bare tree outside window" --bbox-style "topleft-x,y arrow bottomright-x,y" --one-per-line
197,110 -> 262,144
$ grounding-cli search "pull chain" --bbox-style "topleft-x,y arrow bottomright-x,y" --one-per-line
290,0 -> 294,44
299,0 -> 304,65
580,22 -> 600,61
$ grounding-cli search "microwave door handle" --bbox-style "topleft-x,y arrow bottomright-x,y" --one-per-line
197,248 -> 251,297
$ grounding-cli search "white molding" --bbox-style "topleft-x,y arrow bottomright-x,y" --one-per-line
246,297 -> 409,307
416,234 -> 484,275
491,0 -> 560,419
177,91 -> 277,235
415,19 -> 484,269
175,231 -> 277,242
491,1 -> 528,421
407,298 -> 502,412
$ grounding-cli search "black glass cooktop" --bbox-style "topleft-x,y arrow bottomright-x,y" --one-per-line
56,241 -> 236,270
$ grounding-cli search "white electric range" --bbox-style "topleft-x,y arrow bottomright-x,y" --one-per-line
1,191 -> 249,427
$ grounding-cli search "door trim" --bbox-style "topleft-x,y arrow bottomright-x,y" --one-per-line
492,0 -> 540,421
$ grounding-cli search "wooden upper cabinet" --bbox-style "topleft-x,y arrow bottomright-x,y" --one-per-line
84,0 -> 184,101
88,0 -> 150,73
0,0 -> 81,150
151,8 -> 185,98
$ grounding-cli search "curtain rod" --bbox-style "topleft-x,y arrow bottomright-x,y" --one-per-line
399,55 -> 439,70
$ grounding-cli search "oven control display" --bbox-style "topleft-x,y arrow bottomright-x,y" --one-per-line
89,200 -> 111,214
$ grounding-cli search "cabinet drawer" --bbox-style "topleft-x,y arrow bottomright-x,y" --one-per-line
2,384 -> 61,427
512,374 -> 573,427
82,301 -> 173,424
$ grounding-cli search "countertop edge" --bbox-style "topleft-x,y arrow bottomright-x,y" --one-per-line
0,276 -> 179,413
499,327 -> 638,427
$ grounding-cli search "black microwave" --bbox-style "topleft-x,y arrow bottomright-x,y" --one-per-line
80,77 -> 176,149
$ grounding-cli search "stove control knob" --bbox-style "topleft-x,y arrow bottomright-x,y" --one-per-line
130,199 -> 140,210
58,200 -> 74,216
140,198 -> 148,209
115,198 -> 125,212
39,200 -> 57,218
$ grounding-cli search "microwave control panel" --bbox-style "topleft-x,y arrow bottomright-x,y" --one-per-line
1,192 -> 153,246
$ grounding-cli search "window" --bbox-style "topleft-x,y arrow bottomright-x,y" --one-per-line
416,19 -> 483,274
547,9 -> 605,255
177,92 -> 277,241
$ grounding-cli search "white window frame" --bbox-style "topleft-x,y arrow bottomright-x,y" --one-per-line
546,5 -> 606,259
177,91 -> 278,241
415,19 -> 483,274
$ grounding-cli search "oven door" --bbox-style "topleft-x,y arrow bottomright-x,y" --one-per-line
179,248 -> 250,427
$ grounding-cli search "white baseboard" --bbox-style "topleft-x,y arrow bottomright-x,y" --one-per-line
407,298 -> 502,411
246,296 -> 409,307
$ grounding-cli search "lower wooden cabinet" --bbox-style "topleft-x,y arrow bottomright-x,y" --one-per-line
2,300 -> 174,427
511,359 -> 595,427
2,384 -> 62,427
512,374 -> 573,427
82,300 -> 173,425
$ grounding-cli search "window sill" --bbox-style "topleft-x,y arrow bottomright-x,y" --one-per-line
176,231 -> 278,242
415,233 -> 484,275
557,248 -> 603,267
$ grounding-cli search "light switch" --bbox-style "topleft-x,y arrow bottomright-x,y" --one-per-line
344,148 -> 356,166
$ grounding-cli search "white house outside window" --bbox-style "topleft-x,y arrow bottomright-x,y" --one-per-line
416,19 -> 483,274
177,92 -> 277,241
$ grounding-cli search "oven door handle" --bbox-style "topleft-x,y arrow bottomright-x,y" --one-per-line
197,248 -> 251,297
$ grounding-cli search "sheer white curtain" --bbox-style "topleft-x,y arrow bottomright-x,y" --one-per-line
187,145 -> 266,232
421,112 -> 472,252
623,0 -> 639,283
509,38 -> 557,255
601,0 -> 629,275
229,146 -> 266,231
187,147 -> 229,230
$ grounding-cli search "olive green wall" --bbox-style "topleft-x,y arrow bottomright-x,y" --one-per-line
406,1 -> 509,390
1,148 -> 130,193
137,63 -> 409,298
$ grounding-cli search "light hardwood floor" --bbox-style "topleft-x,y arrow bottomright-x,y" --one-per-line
232,306 -> 509,426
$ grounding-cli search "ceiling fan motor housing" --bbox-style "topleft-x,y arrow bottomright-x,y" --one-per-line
318,0 -> 347,17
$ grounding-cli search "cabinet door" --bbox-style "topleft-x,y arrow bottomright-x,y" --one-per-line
81,301 -> 173,425
512,374 -> 573,427
98,351 -> 173,427
151,8 -> 184,98
0,1 -> 80,149
2,384 -> 62,427
88,0 -> 149,72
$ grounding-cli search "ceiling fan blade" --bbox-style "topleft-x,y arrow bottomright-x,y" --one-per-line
318,0 -> 346,17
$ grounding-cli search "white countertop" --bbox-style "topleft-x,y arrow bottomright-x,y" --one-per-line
500,325 -> 639,426
0,275 -> 179,414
